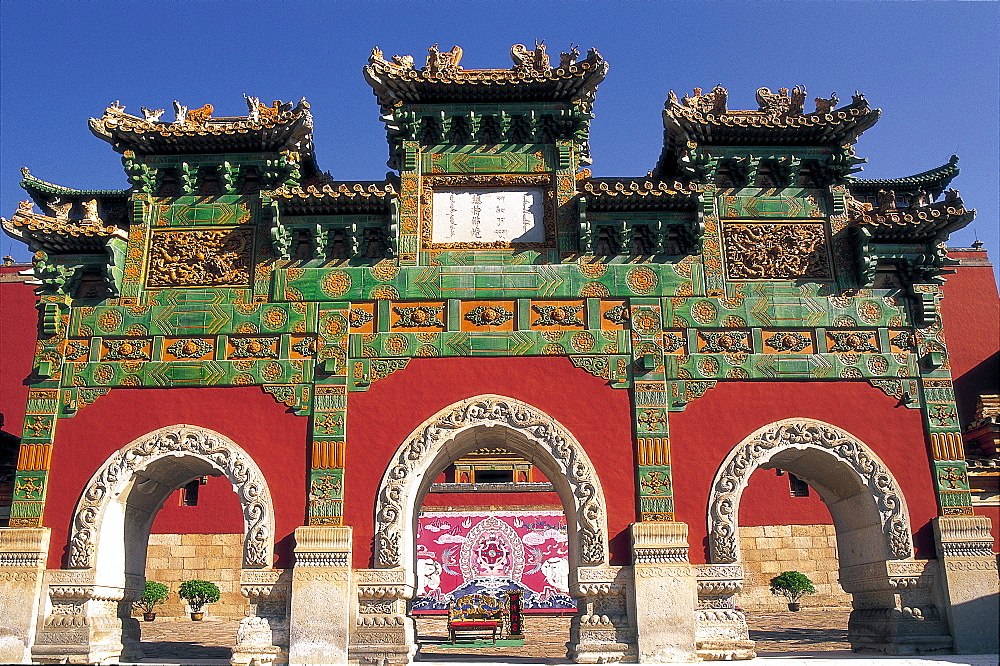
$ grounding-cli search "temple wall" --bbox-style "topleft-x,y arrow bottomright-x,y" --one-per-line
40,386 -> 308,568
344,356 -> 639,569
142,533 -> 246,618
670,380 -> 941,564
737,524 -> 851,610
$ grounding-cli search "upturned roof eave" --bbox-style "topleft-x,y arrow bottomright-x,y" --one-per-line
20,168 -> 131,202
851,155 -> 960,193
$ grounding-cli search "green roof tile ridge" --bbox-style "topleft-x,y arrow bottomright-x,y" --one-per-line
20,167 -> 130,198
852,155 -> 959,189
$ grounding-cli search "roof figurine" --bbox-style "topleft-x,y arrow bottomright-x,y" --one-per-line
364,43 -> 608,105
88,96 -> 314,158
663,85 -> 880,145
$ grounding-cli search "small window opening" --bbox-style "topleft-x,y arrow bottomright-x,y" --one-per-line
181,477 -> 207,506
475,469 -> 514,484
788,473 -> 810,498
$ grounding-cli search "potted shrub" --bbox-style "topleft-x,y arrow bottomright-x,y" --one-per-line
769,571 -> 816,611
133,580 -> 169,621
178,579 -> 220,621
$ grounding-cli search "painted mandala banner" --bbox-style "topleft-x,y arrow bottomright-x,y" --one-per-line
412,510 -> 576,613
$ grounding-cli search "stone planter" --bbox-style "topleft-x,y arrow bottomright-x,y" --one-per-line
787,602 -> 801,612
191,611 -> 205,621
143,612 -> 156,622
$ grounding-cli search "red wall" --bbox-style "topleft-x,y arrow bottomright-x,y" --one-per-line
941,250 -> 1000,550
670,381 -> 940,563
44,386 -> 307,568
150,475 -> 245,533
345,357 -> 637,568
0,268 -> 37,439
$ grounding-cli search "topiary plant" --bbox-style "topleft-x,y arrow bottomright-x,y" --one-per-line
133,580 -> 169,614
178,579 -> 220,612
769,571 -> 817,604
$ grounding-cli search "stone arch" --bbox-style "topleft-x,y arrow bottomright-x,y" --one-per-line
707,418 -> 913,567
372,394 -> 609,584
67,424 -> 275,582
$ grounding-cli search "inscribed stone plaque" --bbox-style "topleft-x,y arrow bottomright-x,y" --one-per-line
431,189 -> 544,244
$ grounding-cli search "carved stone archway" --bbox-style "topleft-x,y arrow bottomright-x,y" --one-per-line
68,424 -> 275,573
355,395 -> 619,664
708,418 -> 912,566
33,425 -> 280,664
700,419 -> 952,656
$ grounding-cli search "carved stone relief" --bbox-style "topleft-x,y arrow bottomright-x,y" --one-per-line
708,419 -> 912,564
722,222 -> 830,279
147,227 -> 253,287
373,395 -> 608,569
67,425 -> 274,569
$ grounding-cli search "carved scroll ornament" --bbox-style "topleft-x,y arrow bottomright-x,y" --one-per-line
708,419 -> 912,564
374,395 -> 607,568
68,426 -> 273,569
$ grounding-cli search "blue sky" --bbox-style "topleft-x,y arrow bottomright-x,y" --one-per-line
2,1 -> 997,274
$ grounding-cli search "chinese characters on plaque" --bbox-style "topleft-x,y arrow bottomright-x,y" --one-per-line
431,189 -> 545,244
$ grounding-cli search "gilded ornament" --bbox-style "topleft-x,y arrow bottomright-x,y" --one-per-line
532,304 -> 584,327
127,304 -> 150,317
722,222 -> 830,279
700,330 -> 752,354
834,315 -> 857,327
840,367 -> 863,379
675,282 -> 693,297
723,352 -> 748,366
121,360 -> 144,373
690,300 -> 718,325
890,331 -> 916,351
415,332 -> 438,342
698,356 -> 721,377
262,362 -> 284,382
465,305 -> 514,326
857,300 -> 882,324
384,334 -> 409,356
93,364 -> 115,384
126,324 -> 148,336
578,262 -> 607,278
103,339 -> 149,361
603,304 -> 629,325
284,286 -> 303,301
542,343 -> 566,355
579,281 -> 610,297
79,325 -> 94,338
633,309 -> 661,335
97,309 -> 124,333
626,266 -> 658,295
722,315 -> 747,328
320,271 -> 352,298
262,307 -> 288,330
393,305 -> 445,328
571,331 -> 596,353
764,332 -> 811,352
369,285 -> 399,300
720,295 -> 745,309
286,268 -> 305,281
369,263 -> 400,281
236,322 -> 259,334
121,375 -> 141,386
233,373 -> 255,385
349,309 -> 375,328
727,368 -> 750,379
416,344 -> 439,357
829,331 -> 878,353
888,314 -> 903,327
230,337 -> 278,359
662,333 -> 686,353
673,316 -> 689,328
321,314 -> 347,338
167,338 -> 214,359
866,355 -> 889,376
147,228 -> 253,287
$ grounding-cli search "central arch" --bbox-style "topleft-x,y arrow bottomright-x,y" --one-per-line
373,394 -> 610,587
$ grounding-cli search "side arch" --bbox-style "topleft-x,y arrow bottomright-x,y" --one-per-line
67,424 -> 275,579
707,418 -> 913,566
372,394 -> 609,582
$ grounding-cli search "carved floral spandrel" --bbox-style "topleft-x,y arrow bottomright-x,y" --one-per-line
68,426 -> 273,569
148,227 -> 253,287
374,395 -> 607,569
708,419 -> 912,564
723,222 -> 830,279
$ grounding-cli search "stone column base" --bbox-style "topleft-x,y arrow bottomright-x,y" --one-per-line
695,564 -> 754,661
288,527 -> 352,665
0,528 -> 49,664
348,568 -> 416,665
933,515 -> 999,654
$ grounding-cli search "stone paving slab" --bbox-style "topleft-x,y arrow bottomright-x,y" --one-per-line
132,608 -> 997,665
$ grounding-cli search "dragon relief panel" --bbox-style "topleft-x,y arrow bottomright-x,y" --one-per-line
147,227 -> 254,287
722,221 -> 831,280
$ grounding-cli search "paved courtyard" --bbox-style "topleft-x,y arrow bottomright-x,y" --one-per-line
136,608 -> 855,662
